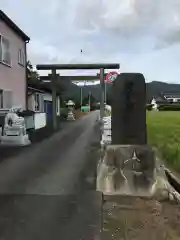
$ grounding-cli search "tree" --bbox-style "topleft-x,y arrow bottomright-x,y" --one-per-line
90,94 -> 96,104
82,96 -> 89,105
82,93 -> 96,105
27,60 -> 39,81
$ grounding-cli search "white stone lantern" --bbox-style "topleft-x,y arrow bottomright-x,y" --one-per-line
66,100 -> 75,121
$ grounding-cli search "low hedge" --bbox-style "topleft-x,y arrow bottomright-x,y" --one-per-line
158,104 -> 180,111
60,108 -> 68,119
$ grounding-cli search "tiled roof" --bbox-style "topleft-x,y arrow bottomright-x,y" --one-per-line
164,93 -> 180,98
28,80 -> 62,95
154,96 -> 168,102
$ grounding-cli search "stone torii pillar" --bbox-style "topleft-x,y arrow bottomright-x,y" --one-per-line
51,70 -> 58,130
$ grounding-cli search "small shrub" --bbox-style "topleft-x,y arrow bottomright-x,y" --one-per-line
146,104 -> 153,111
60,108 -> 68,119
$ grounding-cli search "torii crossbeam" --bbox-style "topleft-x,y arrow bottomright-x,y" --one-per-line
39,75 -> 100,81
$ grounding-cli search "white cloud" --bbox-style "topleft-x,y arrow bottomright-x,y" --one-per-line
1,0 -> 180,82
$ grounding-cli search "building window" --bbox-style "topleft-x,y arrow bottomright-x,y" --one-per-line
0,35 -> 11,66
35,93 -> 40,111
18,49 -> 25,66
35,93 -> 44,112
56,97 -> 59,114
0,90 -> 3,108
2,90 -> 13,108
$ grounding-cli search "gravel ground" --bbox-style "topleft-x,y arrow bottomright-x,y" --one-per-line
103,196 -> 180,240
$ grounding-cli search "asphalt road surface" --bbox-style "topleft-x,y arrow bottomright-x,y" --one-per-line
0,111 -> 102,240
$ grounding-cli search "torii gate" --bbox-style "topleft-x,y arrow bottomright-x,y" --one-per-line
40,74 -> 101,113
36,63 -> 120,131
39,73 -> 110,110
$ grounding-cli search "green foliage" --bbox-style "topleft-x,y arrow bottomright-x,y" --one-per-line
147,111 -> 180,171
104,110 -> 111,116
60,108 -> 68,119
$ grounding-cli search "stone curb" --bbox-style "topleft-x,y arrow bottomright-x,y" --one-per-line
164,168 -> 180,194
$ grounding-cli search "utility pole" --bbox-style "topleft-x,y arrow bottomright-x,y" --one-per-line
100,68 -> 105,121
51,69 -> 57,130
88,91 -> 91,112
80,86 -> 83,111
80,50 -> 83,111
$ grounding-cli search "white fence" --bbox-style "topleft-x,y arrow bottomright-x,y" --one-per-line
34,112 -> 46,129
101,116 -> 112,147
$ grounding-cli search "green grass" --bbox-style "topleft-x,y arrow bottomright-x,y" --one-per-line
147,111 -> 180,171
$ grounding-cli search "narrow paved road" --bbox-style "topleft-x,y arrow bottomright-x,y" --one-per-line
0,111 -> 102,240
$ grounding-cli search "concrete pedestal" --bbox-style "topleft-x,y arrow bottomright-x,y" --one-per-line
97,144 -> 156,196
1,125 -> 31,146
67,111 -> 75,121
1,134 -> 30,146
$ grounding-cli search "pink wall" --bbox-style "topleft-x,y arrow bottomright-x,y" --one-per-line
0,20 -> 27,109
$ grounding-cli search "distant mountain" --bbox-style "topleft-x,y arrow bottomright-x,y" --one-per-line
61,80 -> 180,104
61,80 -> 104,102
146,81 -> 180,102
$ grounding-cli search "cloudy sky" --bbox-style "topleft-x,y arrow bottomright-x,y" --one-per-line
2,0 -> 180,82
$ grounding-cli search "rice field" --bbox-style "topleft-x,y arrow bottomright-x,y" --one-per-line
147,111 -> 180,171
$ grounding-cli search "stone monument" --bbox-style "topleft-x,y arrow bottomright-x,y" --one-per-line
1,107 -> 30,146
111,73 -> 147,145
66,100 -> 75,121
97,73 -> 156,196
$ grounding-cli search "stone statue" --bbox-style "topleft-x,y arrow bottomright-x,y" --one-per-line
1,106 -> 30,146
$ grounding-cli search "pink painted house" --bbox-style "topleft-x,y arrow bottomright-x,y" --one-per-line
0,10 -> 30,110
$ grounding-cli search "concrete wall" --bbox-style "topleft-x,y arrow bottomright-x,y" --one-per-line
43,93 -> 52,101
0,20 -> 27,109
28,92 -> 61,117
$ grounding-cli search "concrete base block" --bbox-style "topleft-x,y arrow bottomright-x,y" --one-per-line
67,112 -> 75,121
97,144 -> 156,196
1,134 -> 31,146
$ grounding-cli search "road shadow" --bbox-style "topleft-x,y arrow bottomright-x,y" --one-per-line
0,192 -> 102,240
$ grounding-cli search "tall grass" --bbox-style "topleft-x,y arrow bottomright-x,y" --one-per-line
147,111 -> 180,171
